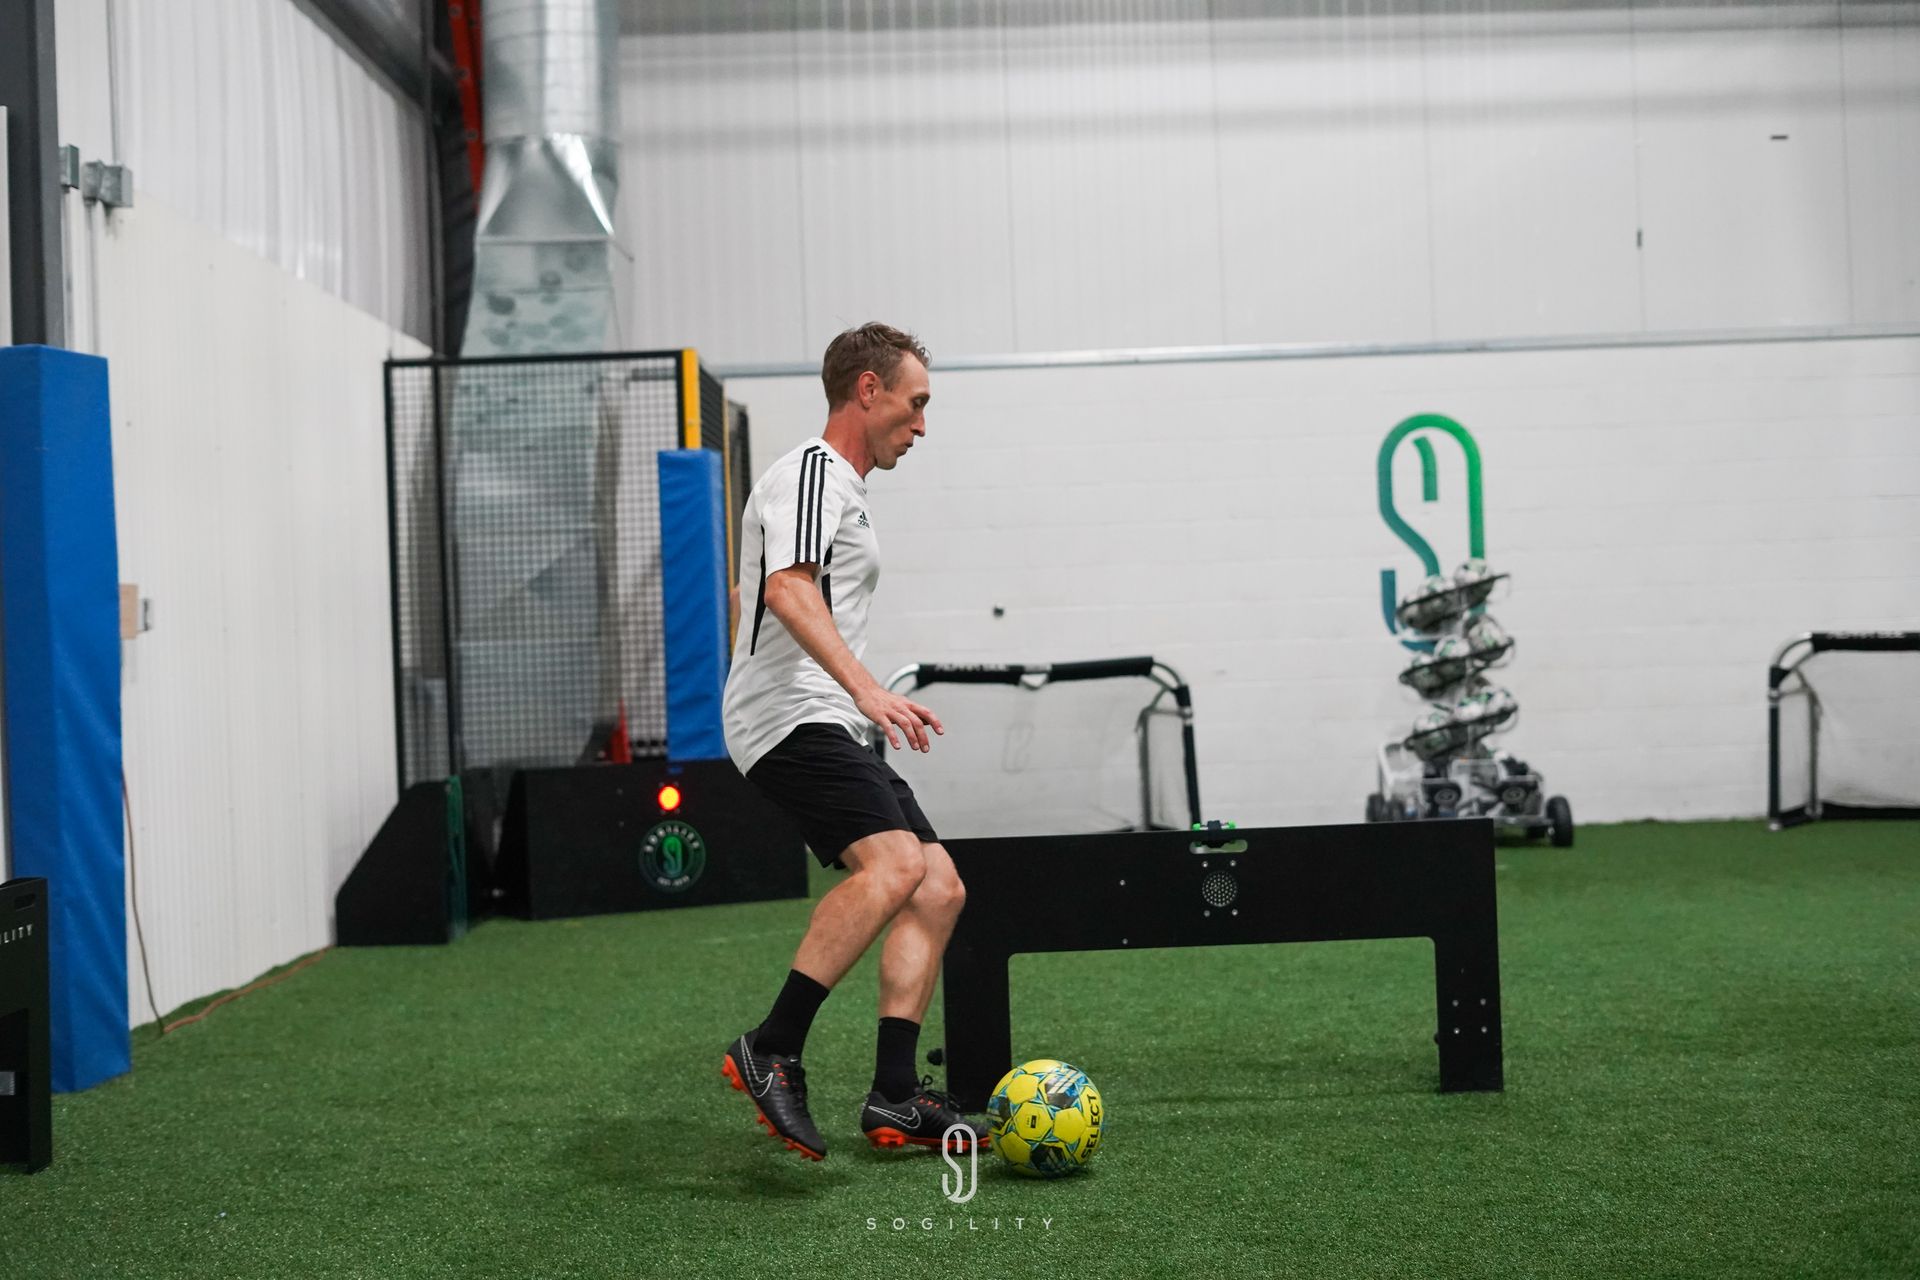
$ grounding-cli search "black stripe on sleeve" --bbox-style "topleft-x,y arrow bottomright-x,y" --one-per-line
814,450 -> 830,561
819,546 -> 834,615
792,450 -> 813,565
804,451 -> 821,562
790,445 -> 833,567
749,540 -> 769,655
807,446 -> 835,563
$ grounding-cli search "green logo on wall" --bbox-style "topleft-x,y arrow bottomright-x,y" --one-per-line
640,820 -> 708,893
1378,414 -> 1484,652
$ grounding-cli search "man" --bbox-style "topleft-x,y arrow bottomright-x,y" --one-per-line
719,323 -> 985,1162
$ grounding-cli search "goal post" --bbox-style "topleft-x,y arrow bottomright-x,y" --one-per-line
1768,631 -> 1920,830
875,656 -> 1203,835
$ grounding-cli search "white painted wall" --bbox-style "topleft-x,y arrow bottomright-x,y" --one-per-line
90,195 -> 422,1022
620,3 -> 1920,366
732,335 -> 1920,834
54,0 -> 433,343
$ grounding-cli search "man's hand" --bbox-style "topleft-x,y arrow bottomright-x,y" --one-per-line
855,686 -> 945,753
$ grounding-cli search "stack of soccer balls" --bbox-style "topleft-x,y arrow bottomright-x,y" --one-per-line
1378,559 -> 1573,842
985,1059 -> 1103,1178
1395,559 -> 1518,760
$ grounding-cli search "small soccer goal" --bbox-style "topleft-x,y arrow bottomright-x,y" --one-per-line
1768,631 -> 1920,830
872,656 -> 1202,838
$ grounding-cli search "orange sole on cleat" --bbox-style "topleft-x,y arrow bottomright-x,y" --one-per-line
866,1127 -> 979,1152
721,1053 -> 825,1162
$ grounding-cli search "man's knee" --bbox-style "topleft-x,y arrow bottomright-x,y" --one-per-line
846,831 -> 927,909
916,874 -> 965,920
912,845 -> 966,918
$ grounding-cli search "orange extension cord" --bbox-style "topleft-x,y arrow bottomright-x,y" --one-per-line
160,949 -> 330,1035
126,765 -> 331,1036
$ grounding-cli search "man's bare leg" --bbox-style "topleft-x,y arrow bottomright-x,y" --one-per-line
790,829 -> 929,988
878,842 -> 966,1022
723,829 -> 930,1160
865,842 -> 966,1106
859,843 -> 983,1146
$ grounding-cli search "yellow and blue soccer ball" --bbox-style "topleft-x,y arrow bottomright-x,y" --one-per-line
985,1059 -> 1103,1178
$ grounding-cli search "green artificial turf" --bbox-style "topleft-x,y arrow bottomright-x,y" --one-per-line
4,821 -> 1917,1279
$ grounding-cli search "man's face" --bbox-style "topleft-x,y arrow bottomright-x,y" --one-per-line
865,355 -> 930,470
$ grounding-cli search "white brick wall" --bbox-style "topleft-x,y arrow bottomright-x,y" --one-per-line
732,336 -> 1920,832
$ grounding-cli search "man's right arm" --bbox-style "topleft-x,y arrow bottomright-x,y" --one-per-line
763,564 -> 943,752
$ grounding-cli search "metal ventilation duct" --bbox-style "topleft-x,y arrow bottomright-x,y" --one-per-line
450,0 -> 627,777
462,0 -> 621,355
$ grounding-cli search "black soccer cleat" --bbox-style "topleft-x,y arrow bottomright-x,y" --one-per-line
722,1030 -> 826,1162
859,1076 -> 990,1153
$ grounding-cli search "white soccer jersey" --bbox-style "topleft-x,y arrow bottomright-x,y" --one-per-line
723,437 -> 880,773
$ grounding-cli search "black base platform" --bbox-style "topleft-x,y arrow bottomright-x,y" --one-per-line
939,818 -> 1502,1110
1,878 -> 52,1173
496,761 -> 809,920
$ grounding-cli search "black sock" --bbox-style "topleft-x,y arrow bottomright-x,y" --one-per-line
755,970 -> 830,1057
873,1016 -> 922,1102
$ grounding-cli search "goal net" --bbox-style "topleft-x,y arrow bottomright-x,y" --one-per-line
1769,632 -> 1920,828
876,658 -> 1201,839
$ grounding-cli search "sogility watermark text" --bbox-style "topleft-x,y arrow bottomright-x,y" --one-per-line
864,1216 -> 1055,1232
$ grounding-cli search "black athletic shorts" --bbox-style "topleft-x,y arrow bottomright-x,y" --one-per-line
745,722 -> 939,868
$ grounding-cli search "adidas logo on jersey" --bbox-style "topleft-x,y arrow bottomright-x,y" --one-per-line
857,511 -> 870,528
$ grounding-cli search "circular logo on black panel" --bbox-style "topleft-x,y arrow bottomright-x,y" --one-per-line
640,821 -> 707,893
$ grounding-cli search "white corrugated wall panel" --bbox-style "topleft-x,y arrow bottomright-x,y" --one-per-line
1423,5 -> 1645,338
1632,2 -> 1854,330
1842,4 -> 1920,324
621,27 -> 808,363
796,13 -> 1021,356
55,0 -> 432,343
1212,8 -> 1435,346
620,3 -> 1920,366
1001,2 -> 1224,352
98,194 -> 421,1023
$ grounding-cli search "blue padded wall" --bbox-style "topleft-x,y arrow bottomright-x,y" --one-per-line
657,450 -> 730,763
0,345 -> 129,1092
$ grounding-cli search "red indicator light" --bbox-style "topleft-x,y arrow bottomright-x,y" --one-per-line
657,784 -> 683,812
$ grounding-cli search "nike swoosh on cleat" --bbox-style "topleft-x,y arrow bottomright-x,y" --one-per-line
868,1105 -> 922,1130
740,1044 -> 776,1098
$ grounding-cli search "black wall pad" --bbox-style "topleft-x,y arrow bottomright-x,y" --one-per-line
494,762 -> 808,920
456,768 -> 509,924
336,782 -> 467,946
0,0 -> 64,346
0,878 -> 52,1173
939,819 -> 1503,1111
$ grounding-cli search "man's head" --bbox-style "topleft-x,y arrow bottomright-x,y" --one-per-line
821,323 -> 931,472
